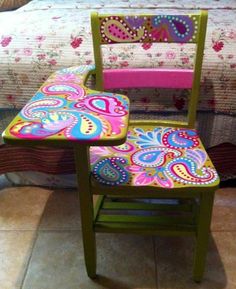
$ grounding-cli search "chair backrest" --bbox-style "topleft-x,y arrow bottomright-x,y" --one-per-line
91,11 -> 208,128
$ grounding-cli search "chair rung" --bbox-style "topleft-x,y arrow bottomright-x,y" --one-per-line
103,201 -> 193,212
94,197 -> 198,235
94,222 -> 196,236
97,214 -> 195,225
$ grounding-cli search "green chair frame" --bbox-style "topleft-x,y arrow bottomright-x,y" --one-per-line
74,10 -> 219,282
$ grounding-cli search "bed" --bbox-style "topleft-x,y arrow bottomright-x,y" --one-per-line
0,0 -> 235,186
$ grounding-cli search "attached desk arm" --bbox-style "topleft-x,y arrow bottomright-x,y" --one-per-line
2,65 -> 130,147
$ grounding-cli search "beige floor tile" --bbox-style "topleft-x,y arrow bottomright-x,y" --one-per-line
38,189 -> 81,230
0,231 -> 36,289
212,188 -> 236,232
155,232 -> 236,289
0,186 -> 52,230
22,231 -> 157,289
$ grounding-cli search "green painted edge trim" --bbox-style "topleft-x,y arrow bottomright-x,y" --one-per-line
91,11 -> 104,91
91,184 -> 219,197
187,10 -> 208,128
98,13 -> 201,17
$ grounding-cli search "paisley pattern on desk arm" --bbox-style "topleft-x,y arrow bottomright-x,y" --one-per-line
5,65 -> 129,143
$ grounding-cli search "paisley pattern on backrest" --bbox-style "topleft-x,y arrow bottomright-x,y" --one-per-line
99,14 -> 200,44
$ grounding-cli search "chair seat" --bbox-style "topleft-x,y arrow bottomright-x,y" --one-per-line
90,125 -> 219,189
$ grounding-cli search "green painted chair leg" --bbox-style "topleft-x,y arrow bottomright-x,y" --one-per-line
81,227 -> 97,278
193,192 -> 215,282
74,145 -> 97,278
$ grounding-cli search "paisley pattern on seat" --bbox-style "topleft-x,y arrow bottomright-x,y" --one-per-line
91,126 -> 219,189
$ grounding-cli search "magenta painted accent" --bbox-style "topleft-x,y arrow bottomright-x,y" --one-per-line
103,68 -> 194,89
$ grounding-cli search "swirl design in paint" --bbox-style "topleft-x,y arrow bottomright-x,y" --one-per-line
151,15 -> 195,42
100,16 -> 148,43
76,95 -> 127,116
11,109 -> 105,140
162,129 -> 199,149
21,98 -> 66,119
111,142 -> 135,153
131,147 -> 182,168
42,82 -> 85,101
166,158 -> 218,185
93,157 -> 129,185
100,15 -> 198,44
129,127 -> 167,148
10,121 -> 61,139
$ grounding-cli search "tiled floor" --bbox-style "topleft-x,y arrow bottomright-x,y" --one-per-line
0,175 -> 236,289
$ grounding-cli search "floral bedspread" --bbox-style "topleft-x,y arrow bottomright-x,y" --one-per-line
0,0 -> 236,115
0,0 -> 236,187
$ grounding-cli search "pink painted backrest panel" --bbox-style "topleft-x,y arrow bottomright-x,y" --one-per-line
103,68 -> 194,89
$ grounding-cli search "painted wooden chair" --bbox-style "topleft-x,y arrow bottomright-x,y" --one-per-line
88,11 -> 219,282
2,10 -> 219,283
